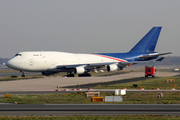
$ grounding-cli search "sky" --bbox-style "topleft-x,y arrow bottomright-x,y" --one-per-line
0,0 -> 180,58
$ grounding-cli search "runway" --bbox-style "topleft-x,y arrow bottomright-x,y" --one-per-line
0,104 -> 180,116
0,72 -> 41,78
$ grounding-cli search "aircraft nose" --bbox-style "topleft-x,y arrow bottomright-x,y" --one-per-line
5,59 -> 18,68
5,59 -> 12,67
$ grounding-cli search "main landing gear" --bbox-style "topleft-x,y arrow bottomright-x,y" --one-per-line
66,72 -> 91,77
66,72 -> 75,77
78,73 -> 91,77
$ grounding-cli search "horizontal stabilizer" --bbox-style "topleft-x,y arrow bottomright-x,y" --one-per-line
156,57 -> 165,61
120,61 -> 150,65
140,52 -> 172,58
120,57 -> 166,65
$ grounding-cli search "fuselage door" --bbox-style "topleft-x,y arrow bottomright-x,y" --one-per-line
41,51 -> 45,58
29,59 -> 33,66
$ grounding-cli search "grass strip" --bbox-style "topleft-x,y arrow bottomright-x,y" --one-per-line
93,76 -> 180,89
1,92 -> 180,104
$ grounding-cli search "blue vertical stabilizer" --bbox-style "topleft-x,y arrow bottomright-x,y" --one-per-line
129,27 -> 162,53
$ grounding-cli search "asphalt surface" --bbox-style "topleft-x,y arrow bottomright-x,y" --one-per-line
61,77 -> 160,88
0,72 -> 40,77
0,72 -> 179,92
0,104 -> 180,116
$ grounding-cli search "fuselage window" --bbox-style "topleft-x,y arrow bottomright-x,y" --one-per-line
15,54 -> 22,56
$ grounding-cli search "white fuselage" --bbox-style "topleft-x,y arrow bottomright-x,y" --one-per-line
5,27 -> 168,76
6,51 -> 124,72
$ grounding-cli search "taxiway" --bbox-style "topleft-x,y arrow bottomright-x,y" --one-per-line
0,72 -> 178,92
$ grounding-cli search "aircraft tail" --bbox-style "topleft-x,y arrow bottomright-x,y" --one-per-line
129,27 -> 162,53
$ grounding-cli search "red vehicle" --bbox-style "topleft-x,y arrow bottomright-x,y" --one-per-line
145,66 -> 156,78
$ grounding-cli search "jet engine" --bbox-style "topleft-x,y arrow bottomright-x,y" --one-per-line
74,66 -> 86,74
107,64 -> 118,72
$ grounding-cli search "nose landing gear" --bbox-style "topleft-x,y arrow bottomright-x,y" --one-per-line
20,71 -> 25,77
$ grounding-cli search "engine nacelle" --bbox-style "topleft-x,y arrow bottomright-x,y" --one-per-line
107,64 -> 118,72
74,66 -> 86,74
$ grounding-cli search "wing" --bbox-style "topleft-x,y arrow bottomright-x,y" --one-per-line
56,60 -> 154,73
56,62 -> 116,74
56,54 -> 167,74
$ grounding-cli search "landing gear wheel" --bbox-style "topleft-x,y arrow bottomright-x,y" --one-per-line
21,72 -> 25,77
86,73 -> 91,77
78,73 -> 91,77
66,72 -> 75,77
67,74 -> 75,77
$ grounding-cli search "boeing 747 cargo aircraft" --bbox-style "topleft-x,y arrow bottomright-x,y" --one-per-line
5,27 -> 171,77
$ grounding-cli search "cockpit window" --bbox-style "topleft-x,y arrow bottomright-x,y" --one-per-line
15,54 -> 22,56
